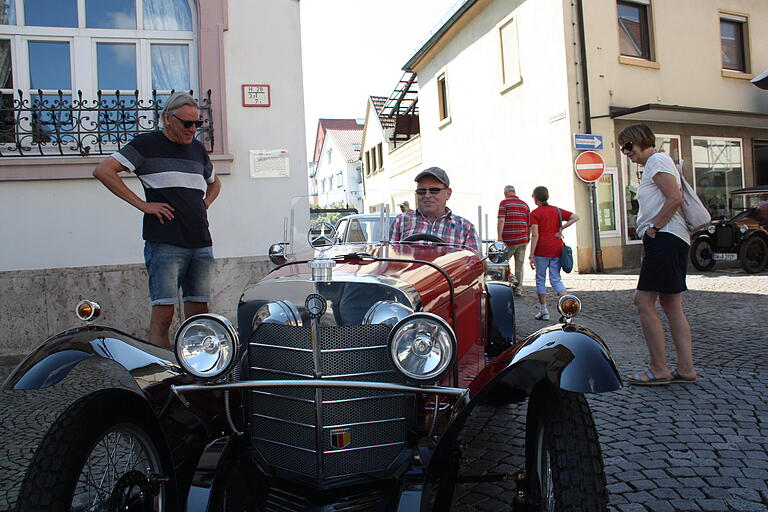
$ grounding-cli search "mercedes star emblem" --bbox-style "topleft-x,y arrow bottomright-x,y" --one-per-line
305,294 -> 327,318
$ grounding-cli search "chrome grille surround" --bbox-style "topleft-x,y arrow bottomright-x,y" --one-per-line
248,323 -> 409,482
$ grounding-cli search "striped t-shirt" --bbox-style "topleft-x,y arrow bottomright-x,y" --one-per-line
112,131 -> 215,248
497,196 -> 530,244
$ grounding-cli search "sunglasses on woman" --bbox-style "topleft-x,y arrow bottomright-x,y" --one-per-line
173,113 -> 204,129
415,187 -> 447,195
621,141 -> 634,153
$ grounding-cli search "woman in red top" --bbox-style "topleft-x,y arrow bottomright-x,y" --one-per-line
528,186 -> 580,320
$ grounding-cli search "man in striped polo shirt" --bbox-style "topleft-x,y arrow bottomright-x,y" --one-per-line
92,92 -> 221,348
497,185 -> 530,296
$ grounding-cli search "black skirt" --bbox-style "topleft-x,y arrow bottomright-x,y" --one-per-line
637,232 -> 689,294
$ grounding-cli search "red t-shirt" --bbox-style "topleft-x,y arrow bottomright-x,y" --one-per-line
530,205 -> 572,257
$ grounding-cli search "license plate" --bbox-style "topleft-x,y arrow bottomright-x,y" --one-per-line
712,253 -> 737,261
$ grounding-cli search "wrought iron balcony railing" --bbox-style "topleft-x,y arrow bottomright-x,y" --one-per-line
0,89 -> 214,157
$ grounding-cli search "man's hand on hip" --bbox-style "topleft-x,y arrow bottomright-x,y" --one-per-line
140,201 -> 175,224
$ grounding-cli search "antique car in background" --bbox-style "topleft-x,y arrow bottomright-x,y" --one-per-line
4,212 -> 621,511
690,186 -> 768,273
334,213 -> 397,244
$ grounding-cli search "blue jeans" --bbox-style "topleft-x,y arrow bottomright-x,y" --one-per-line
144,242 -> 214,306
535,256 -> 566,295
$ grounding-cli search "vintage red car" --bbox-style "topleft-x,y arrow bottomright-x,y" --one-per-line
4,221 -> 621,511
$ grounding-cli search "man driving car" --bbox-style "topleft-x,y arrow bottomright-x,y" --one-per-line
389,167 -> 480,253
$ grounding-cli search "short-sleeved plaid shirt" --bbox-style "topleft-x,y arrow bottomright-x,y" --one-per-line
389,208 -> 480,253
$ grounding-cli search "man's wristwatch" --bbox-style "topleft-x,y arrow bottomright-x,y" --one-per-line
652,225 -> 662,231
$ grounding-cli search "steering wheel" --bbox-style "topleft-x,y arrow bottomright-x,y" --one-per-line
402,233 -> 446,244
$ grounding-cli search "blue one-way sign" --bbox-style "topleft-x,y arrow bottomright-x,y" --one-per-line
574,133 -> 603,150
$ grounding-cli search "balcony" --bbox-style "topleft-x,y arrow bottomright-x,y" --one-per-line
0,89 -> 214,158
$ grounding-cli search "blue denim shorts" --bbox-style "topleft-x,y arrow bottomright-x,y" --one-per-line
144,242 -> 214,306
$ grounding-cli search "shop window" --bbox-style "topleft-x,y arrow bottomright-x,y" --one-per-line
720,13 -> 748,73
754,140 -> 768,186
597,169 -> 619,236
622,134 -> 679,242
691,137 -> 744,220
617,0 -> 652,60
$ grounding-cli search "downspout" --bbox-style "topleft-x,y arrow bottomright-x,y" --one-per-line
575,0 -> 604,272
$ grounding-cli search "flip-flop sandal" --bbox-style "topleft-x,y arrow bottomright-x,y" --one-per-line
626,369 -> 671,386
670,370 -> 697,383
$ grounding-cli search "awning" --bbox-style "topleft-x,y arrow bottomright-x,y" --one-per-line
609,103 -> 768,130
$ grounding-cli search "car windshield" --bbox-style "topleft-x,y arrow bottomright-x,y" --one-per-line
730,188 -> 768,217
281,188 -> 487,254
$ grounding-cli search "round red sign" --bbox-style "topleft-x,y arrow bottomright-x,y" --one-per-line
574,151 -> 605,183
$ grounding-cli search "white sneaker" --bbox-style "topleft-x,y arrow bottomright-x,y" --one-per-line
534,311 -> 550,320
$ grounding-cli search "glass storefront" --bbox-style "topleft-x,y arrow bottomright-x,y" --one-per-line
691,137 -> 744,220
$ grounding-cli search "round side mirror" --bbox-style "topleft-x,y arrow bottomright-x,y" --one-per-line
486,242 -> 509,264
268,243 -> 287,265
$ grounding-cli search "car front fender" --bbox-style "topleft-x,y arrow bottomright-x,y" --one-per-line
471,323 -> 622,400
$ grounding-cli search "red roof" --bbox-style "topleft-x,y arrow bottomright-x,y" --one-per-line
312,119 -> 362,163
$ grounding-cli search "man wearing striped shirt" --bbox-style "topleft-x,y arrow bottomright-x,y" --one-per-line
497,185 -> 530,296
389,167 -> 480,253
92,92 -> 221,348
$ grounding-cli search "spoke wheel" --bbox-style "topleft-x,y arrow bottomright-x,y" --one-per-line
17,398 -> 166,512
690,237 -> 716,271
525,383 -> 607,512
739,236 -> 768,274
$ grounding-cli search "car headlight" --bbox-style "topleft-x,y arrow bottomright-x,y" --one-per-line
388,313 -> 456,382
175,314 -> 239,379
363,301 -> 413,327
739,224 -> 748,234
707,225 -> 716,234
253,300 -> 302,328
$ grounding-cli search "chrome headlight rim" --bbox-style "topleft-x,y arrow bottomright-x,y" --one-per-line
388,312 -> 456,383
363,300 -> 414,327
557,294 -> 582,320
253,300 -> 302,329
174,313 -> 239,380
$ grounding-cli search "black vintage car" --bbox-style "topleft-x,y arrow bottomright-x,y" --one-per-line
4,217 -> 621,511
690,186 -> 768,273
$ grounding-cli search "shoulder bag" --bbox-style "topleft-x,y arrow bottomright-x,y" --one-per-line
557,208 -> 573,273
678,167 -> 711,232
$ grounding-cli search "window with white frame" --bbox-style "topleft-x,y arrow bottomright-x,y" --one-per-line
691,137 -> 743,219
0,0 -> 196,107
437,73 -> 448,121
720,12 -> 748,73
499,17 -> 521,89
622,134 -> 680,242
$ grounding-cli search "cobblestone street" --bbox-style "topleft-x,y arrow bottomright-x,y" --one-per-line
454,267 -> 768,512
1,267 -> 766,511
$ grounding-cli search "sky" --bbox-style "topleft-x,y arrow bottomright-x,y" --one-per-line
299,0 -> 459,162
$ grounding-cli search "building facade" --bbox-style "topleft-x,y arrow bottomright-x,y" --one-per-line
393,0 -> 768,269
0,0 -> 309,356
309,119 -> 364,212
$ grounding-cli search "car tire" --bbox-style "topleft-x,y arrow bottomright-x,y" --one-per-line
16,397 -> 167,512
525,383 -> 607,512
739,236 -> 768,274
690,237 -> 716,271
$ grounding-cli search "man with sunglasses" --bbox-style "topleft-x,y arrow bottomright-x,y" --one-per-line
92,91 -> 221,349
389,167 -> 480,252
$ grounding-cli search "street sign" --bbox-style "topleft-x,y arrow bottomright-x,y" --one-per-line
573,133 -> 604,150
574,151 -> 605,182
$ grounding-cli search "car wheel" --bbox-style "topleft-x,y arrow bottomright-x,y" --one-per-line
16,398 -> 167,512
525,383 -> 607,511
739,236 -> 768,274
690,237 -> 716,271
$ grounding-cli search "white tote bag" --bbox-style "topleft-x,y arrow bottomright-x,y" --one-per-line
677,163 -> 711,232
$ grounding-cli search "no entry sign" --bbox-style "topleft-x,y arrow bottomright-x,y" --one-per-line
574,151 -> 605,182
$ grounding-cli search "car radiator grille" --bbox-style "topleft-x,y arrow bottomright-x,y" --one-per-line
715,224 -> 735,248
248,323 -> 408,481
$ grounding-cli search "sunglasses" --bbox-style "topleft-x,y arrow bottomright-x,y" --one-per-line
172,113 -> 204,129
415,187 -> 447,195
621,141 -> 634,153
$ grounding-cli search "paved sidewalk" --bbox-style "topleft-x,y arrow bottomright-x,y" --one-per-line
454,267 -> 768,512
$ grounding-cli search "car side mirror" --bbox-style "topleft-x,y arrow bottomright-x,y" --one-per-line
269,243 -> 288,265
486,242 -> 509,264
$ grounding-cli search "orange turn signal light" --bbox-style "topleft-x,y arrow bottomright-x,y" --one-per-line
76,300 -> 101,321
557,295 -> 581,318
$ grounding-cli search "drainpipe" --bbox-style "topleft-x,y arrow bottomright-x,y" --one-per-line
575,0 -> 604,272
